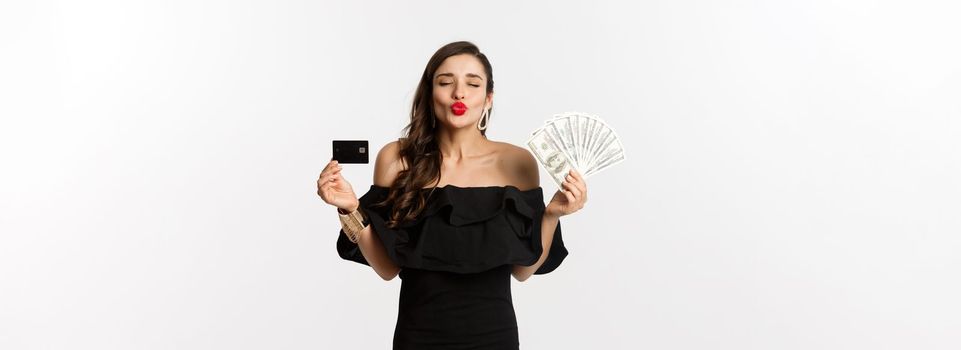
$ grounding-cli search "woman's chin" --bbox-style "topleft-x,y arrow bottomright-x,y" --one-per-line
441,116 -> 474,129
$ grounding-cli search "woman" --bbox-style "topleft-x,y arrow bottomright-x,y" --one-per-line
317,41 -> 588,350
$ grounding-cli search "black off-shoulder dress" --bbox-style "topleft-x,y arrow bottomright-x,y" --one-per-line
337,184 -> 568,350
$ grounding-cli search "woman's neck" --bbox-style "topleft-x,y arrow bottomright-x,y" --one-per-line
435,126 -> 490,161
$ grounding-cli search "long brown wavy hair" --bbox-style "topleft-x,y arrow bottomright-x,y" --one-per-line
375,41 -> 495,228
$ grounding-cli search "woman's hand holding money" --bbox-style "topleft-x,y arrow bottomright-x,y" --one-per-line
317,160 -> 360,213
546,169 -> 588,218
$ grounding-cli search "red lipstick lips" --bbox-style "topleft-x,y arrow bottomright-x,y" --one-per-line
451,102 -> 467,116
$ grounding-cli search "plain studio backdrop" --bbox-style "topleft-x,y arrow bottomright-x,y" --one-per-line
1,1 -> 959,349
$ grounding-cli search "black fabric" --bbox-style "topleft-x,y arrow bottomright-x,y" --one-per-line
336,185 -> 568,349
336,185 -> 568,275
394,265 -> 518,349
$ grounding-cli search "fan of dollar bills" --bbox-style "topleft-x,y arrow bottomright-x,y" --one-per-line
526,111 -> 625,188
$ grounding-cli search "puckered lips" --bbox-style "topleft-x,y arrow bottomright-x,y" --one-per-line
450,101 -> 467,116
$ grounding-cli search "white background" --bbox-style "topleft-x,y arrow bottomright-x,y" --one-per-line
2,1 -> 959,349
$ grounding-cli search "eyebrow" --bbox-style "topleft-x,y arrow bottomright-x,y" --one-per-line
434,72 -> 485,80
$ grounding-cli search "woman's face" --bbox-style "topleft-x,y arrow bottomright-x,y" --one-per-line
431,54 -> 492,131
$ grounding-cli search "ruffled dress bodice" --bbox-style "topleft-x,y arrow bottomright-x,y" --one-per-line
336,184 -> 568,275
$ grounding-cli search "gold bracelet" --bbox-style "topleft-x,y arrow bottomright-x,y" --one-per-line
338,207 -> 368,243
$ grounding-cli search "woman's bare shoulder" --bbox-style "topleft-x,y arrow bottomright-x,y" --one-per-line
373,139 -> 407,187
493,141 -> 539,190
494,141 -> 531,161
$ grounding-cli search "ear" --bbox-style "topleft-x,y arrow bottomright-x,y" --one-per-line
486,91 -> 494,109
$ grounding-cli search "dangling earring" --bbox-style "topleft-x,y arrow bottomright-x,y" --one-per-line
432,116 -> 436,128
477,108 -> 489,131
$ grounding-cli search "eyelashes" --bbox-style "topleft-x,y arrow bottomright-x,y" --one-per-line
438,82 -> 481,87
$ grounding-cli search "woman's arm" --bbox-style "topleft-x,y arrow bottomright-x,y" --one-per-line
511,213 -> 560,282
353,140 -> 406,281
510,147 -> 557,282
509,146 -> 587,282
323,140 -> 406,281
351,217 -> 401,281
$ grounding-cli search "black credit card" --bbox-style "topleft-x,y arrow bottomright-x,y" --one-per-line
332,140 -> 369,164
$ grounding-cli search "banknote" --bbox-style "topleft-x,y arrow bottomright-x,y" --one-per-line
586,135 -> 624,177
577,114 -> 592,164
583,115 -> 603,165
545,117 -> 579,171
527,111 -> 624,188
586,116 -> 615,166
527,128 -> 575,188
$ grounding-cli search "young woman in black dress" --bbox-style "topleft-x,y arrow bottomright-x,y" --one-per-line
317,41 -> 588,350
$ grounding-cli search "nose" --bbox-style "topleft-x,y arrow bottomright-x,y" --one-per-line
452,83 -> 465,100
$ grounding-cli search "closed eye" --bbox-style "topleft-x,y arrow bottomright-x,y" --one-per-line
438,82 -> 481,88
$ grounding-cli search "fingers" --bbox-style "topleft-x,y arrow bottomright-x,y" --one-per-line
317,173 -> 342,199
562,178 -> 581,199
317,179 -> 331,196
569,168 -> 586,185
318,161 -> 344,188
322,159 -> 338,172
317,170 -> 341,190
562,182 -> 585,211
320,161 -> 342,180
561,188 -> 576,205
317,161 -> 344,199
561,169 -> 587,212
567,169 -> 587,203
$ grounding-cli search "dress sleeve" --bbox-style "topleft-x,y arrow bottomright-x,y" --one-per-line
335,185 -> 395,266
522,190 -> 569,275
